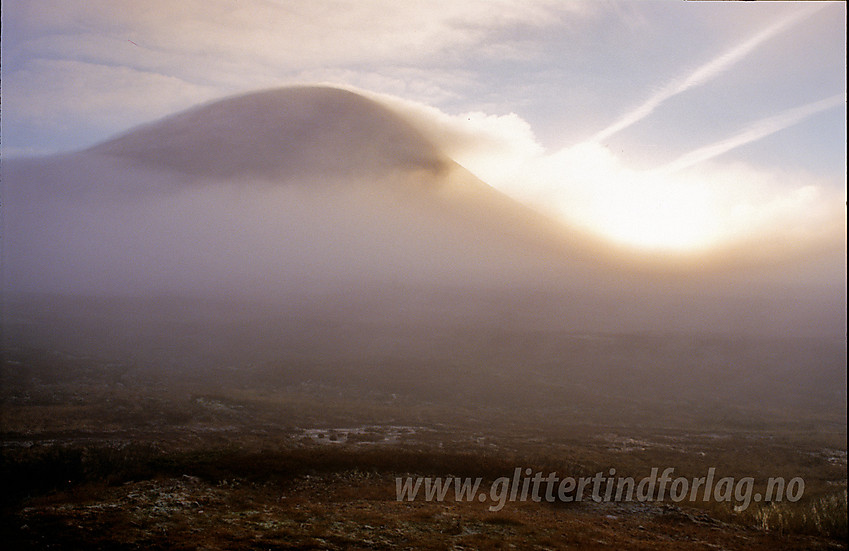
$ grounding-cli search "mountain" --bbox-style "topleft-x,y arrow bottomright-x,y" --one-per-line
81,85 -> 587,263
88,86 -> 449,181
1,86 -> 588,297
1,85 -> 843,338
1,86 -> 843,461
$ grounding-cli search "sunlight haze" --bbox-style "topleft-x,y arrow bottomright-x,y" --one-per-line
1,4 -> 847,548
2,1 -> 844,258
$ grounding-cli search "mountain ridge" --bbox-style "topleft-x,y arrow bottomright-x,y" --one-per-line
2,85 -> 843,338
88,86 -> 452,182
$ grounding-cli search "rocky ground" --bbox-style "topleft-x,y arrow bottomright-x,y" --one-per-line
2,342 -> 846,549
5,469 -> 846,550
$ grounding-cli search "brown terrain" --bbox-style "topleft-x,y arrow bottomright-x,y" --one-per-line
2,310 -> 846,550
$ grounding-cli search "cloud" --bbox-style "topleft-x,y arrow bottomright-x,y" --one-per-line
290,68 -> 471,107
2,1 -> 843,265
357,89 -> 844,259
657,94 -> 846,175
589,4 -> 824,143
3,0 -> 587,153
365,90 -> 544,182
5,1 -> 580,82
3,59 -> 215,126
513,142 -> 844,257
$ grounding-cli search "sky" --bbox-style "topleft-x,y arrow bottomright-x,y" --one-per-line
1,0 -> 846,254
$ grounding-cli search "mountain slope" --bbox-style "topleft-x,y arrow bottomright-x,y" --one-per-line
2,85 -> 843,338
2,86 -> 594,297
88,86 -> 450,181
83,85 -> 585,262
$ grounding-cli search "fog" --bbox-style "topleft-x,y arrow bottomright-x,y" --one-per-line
2,86 -> 846,431
4,86 -> 843,333
3,7 -> 845,545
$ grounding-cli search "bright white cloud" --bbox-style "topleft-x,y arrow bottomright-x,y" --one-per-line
379,96 -> 844,255
511,142 -> 842,254
365,90 -> 544,180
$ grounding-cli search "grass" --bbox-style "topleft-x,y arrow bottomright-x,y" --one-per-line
747,490 -> 848,539
2,441 -> 847,549
1,335 -> 846,548
2,439 -> 846,541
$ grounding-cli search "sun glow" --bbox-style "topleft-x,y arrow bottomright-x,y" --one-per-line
539,145 -> 843,257
377,84 -> 843,257
581,174 -> 720,252
451,139 -> 841,256
535,144 -> 725,252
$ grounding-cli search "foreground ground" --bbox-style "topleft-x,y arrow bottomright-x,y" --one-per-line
1,326 -> 846,549
4,466 -> 845,550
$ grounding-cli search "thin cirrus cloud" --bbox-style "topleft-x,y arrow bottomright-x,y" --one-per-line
3,1 -> 577,84
589,4 -> 825,144
1,0 -> 582,154
657,94 -> 846,175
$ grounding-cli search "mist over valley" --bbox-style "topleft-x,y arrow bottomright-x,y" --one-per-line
2,85 -> 846,549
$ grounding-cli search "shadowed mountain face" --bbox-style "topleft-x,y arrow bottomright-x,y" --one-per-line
2,86 -> 587,299
89,86 -> 450,181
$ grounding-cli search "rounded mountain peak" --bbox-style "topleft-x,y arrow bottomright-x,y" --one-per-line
90,86 -> 449,180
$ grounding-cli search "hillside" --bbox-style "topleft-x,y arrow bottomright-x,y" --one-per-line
88,86 -> 449,181
1,85 -> 845,549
